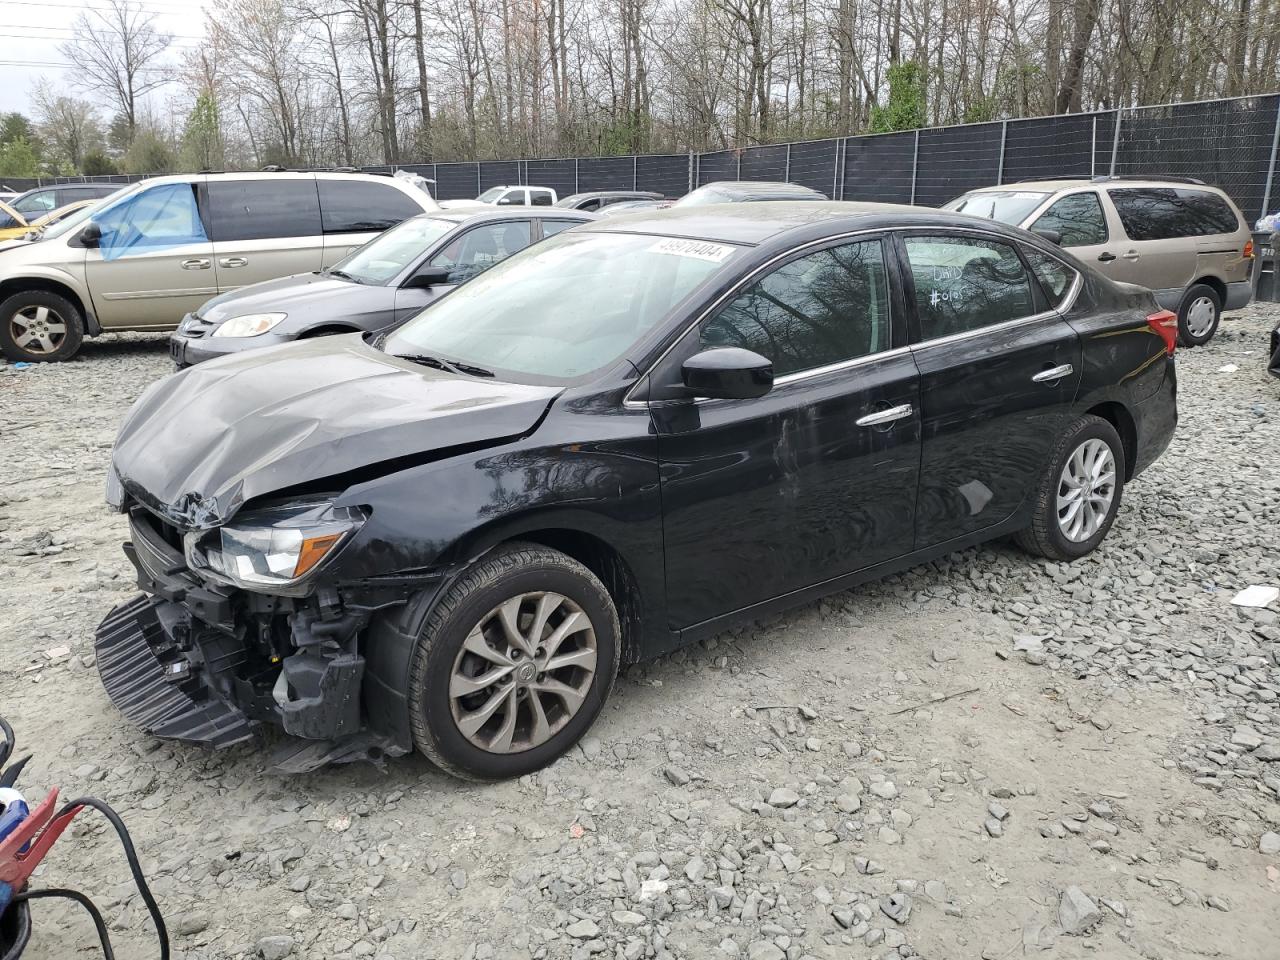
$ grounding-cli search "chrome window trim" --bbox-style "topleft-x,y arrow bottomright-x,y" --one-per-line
622,227 -> 891,408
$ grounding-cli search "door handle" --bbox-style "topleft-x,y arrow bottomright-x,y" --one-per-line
219,257 -> 248,268
1122,251 -> 1140,261
855,403 -> 913,427
181,258 -> 210,270
1032,363 -> 1074,383
1096,252 -> 1116,262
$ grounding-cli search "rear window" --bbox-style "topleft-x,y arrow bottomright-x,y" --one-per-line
944,190 -> 1050,225
208,179 -> 321,241
1109,188 -> 1241,240
318,180 -> 423,233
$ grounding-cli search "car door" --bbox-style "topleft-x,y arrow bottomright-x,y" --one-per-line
82,179 -> 216,329
900,231 -> 1082,548
651,235 -> 921,630
317,177 -> 428,266
1101,188 -> 1199,291
1027,191 -> 1114,273
206,176 -> 324,292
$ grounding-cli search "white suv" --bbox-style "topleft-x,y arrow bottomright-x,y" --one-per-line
0,171 -> 439,362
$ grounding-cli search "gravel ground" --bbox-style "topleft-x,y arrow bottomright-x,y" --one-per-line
0,303 -> 1278,960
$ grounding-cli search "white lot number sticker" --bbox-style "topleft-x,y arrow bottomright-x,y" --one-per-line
648,238 -> 736,263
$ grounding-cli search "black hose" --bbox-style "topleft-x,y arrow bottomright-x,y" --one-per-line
13,888 -> 114,960
57,798 -> 169,960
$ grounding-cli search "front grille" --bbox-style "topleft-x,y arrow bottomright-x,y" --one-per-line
128,507 -> 187,578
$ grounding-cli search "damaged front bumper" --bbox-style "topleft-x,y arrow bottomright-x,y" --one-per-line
94,506 -> 415,772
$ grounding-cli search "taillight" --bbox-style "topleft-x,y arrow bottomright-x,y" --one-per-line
1147,310 -> 1178,356
1244,239 -> 1254,259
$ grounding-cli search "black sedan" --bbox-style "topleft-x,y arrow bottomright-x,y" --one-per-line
97,202 -> 1177,780
168,207 -> 595,367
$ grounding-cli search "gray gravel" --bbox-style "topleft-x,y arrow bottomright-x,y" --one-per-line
0,303 -> 1278,960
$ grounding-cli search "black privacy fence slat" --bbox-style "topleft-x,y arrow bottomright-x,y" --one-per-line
913,122 -> 1004,206
740,144 -> 787,182
695,150 -> 736,186
636,154 -> 688,197
13,94 -> 1279,220
788,139 -> 840,196
524,159 -> 577,197
839,132 -> 915,203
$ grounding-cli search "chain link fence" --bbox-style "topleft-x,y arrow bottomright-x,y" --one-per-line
5,94 -> 1279,220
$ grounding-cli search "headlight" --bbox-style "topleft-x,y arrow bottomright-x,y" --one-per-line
211,312 -> 287,338
185,501 -> 364,593
105,465 -> 125,511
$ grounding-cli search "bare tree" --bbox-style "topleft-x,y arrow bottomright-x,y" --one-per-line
31,80 -> 104,170
58,0 -> 172,143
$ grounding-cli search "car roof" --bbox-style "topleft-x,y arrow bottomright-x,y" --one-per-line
584,200 -> 1003,245
416,207 -> 596,226
692,180 -> 827,200
562,190 -> 660,200
966,177 -> 1228,193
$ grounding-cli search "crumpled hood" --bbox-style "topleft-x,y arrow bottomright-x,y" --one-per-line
200,273 -> 373,324
112,335 -> 560,528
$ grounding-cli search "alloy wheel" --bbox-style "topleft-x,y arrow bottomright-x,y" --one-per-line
1056,438 -> 1116,542
9,305 -> 67,356
448,591 -> 598,753
1185,296 -> 1217,338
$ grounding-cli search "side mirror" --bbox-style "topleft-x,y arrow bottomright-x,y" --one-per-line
404,265 -> 452,289
78,222 -> 102,248
681,347 -> 773,400
1032,227 -> 1063,246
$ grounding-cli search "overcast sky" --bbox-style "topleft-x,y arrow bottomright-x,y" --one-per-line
0,0 -> 208,117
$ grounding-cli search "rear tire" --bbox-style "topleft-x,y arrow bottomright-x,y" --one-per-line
0,290 -> 84,362
1176,283 -> 1221,347
408,542 -> 620,781
1015,414 -> 1125,561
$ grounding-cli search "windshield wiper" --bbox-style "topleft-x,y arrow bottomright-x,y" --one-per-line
326,268 -> 364,284
394,353 -> 495,378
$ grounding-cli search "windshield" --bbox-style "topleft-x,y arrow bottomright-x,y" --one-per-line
477,187 -> 507,203
555,194 -> 588,207
944,190 -> 1050,224
41,184 -> 138,240
383,231 -> 738,382
331,216 -> 455,284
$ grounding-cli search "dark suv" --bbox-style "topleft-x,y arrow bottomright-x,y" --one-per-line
96,202 -> 1178,780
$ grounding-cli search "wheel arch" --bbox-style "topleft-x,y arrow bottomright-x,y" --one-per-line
1189,275 -> 1226,304
0,276 -> 96,335
1084,400 -> 1137,481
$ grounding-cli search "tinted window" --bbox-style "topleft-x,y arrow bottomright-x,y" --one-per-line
577,198 -> 601,211
530,190 -> 554,207
700,239 -> 891,377
1024,248 -> 1078,306
905,235 -> 1036,340
208,179 -> 321,241
318,180 -> 422,233
1032,193 -> 1107,246
1109,188 -> 1241,240
430,220 -> 532,283
496,190 -> 525,206
539,219 -> 582,237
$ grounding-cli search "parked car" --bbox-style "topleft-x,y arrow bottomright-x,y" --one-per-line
0,197 -> 105,242
555,190 -> 664,211
0,171 -> 442,363
0,183 -> 119,230
674,180 -> 828,206
944,177 -> 1253,346
169,207 -> 596,367
96,201 -> 1178,779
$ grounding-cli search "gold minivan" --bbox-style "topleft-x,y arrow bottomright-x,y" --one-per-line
0,171 -> 440,362
945,177 -> 1254,345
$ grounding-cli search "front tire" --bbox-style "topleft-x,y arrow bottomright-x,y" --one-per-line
1016,415 -> 1125,561
1176,283 -> 1221,347
0,290 -> 84,362
408,542 -> 620,781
